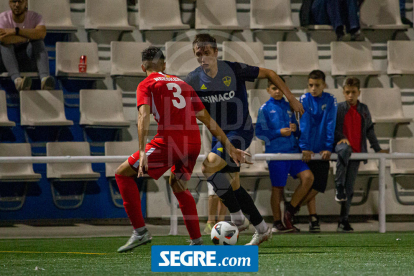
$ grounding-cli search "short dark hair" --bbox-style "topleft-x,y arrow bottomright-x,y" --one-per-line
142,46 -> 165,70
267,76 -> 285,87
344,77 -> 360,90
308,70 -> 326,82
192,34 -> 218,52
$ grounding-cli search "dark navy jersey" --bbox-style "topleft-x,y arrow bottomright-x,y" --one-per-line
185,60 -> 259,132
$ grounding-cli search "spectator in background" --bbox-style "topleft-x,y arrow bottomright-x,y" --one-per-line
0,0 -> 55,91
299,70 -> 337,233
310,0 -> 361,41
204,184 -> 228,234
399,0 -> 413,27
256,79 -> 314,233
334,77 -> 388,232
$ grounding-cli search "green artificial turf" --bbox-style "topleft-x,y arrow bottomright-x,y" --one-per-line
1,232 -> 413,275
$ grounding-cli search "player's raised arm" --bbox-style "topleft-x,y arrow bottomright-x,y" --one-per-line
137,104 -> 151,177
195,108 -> 252,167
257,68 -> 304,115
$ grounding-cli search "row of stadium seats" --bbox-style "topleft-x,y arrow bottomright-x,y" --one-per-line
45,41 -> 414,87
0,90 -> 129,129
2,0 -> 410,36
1,137 -> 413,209
1,87 -> 411,139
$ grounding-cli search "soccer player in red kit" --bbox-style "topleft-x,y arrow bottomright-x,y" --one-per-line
115,47 -> 250,252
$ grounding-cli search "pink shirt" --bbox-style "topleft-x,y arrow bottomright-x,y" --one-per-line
0,10 -> 44,29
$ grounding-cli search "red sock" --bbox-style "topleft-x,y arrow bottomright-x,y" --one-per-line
115,174 -> 145,229
174,190 -> 201,240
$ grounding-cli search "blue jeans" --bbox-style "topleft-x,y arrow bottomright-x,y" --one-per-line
311,0 -> 360,34
400,0 -> 406,18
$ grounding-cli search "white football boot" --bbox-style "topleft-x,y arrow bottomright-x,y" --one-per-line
117,230 -> 152,253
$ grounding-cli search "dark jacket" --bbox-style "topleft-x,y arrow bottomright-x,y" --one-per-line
300,0 -> 314,26
335,101 -> 381,153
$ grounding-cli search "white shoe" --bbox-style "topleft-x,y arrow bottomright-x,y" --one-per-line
245,227 -> 272,246
117,230 -> 152,253
41,76 -> 55,90
237,218 -> 250,233
14,77 -> 32,91
189,238 -> 203,245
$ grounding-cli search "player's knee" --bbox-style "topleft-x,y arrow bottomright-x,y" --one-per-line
336,143 -> 352,155
115,161 -> 134,176
303,172 -> 314,187
115,164 -> 127,176
170,174 -> 187,193
207,172 -> 232,197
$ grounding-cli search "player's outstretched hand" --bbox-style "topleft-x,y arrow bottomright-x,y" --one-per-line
137,151 -> 148,178
228,147 -> 252,167
288,97 -> 304,115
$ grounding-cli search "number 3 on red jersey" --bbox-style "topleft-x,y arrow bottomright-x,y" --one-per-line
167,83 -> 186,109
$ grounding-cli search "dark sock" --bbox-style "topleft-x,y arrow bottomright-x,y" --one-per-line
310,214 -> 318,222
273,220 -> 282,226
219,186 -> 241,213
286,202 -> 296,214
234,186 -> 263,226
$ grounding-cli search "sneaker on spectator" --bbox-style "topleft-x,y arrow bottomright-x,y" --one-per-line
337,220 -> 354,232
272,220 -> 294,233
335,188 -> 347,202
283,209 -> 295,230
350,30 -> 364,41
14,77 -> 32,91
203,222 -> 215,235
309,215 -> 321,233
41,76 -> 55,90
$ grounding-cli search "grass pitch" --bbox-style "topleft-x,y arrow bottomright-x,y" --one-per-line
1,232 -> 414,275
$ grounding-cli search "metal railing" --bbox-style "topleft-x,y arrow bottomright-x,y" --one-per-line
1,152 -> 414,234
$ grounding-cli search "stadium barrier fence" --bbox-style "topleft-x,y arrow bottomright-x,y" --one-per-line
1,153 -> 414,234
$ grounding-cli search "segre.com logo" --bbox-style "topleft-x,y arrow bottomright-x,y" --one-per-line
151,246 -> 258,272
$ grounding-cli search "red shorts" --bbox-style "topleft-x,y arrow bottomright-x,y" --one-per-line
128,138 -> 201,181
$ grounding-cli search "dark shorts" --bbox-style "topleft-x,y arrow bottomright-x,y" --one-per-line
268,160 -> 310,187
210,129 -> 254,173
307,160 -> 330,193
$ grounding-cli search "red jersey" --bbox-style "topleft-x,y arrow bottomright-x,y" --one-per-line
136,72 -> 205,144
343,104 -> 362,153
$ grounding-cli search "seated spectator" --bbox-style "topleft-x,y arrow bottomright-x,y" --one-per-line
302,0 -> 361,41
256,79 -> 313,233
0,0 -> 55,91
299,70 -> 337,233
334,77 -> 388,232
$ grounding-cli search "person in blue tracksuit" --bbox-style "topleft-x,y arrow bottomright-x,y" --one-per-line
299,70 -> 337,233
256,79 -> 314,233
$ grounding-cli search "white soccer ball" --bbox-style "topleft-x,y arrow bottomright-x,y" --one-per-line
211,221 -> 239,245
